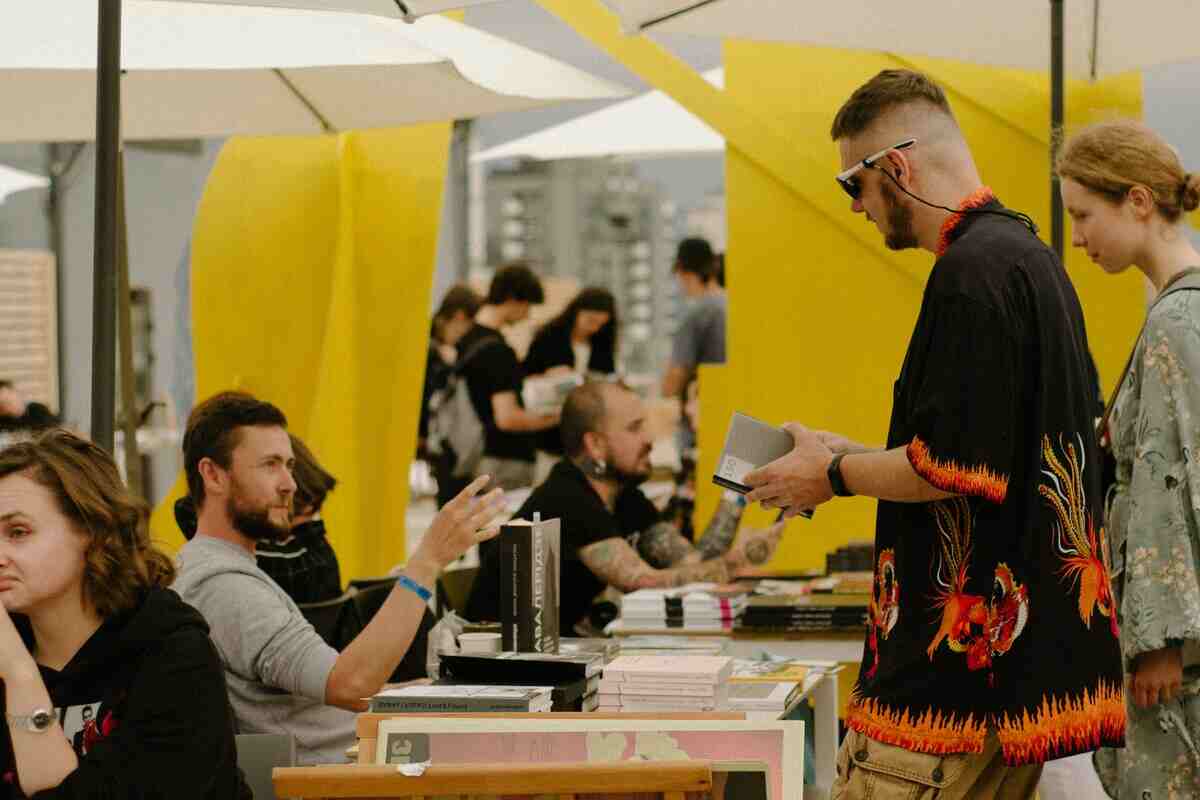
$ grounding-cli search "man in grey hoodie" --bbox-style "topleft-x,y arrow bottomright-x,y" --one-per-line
172,391 -> 503,764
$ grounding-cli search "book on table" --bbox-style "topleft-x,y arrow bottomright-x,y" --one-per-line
436,677 -> 593,712
602,655 -> 733,685
727,681 -> 803,712
369,684 -> 553,713
595,679 -> 729,699
439,650 -> 604,683
730,659 -> 811,684
499,517 -> 560,654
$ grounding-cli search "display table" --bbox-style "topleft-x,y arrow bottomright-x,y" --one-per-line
609,625 -> 866,799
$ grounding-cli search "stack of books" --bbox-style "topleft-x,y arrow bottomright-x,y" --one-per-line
736,593 -> 869,633
726,658 -> 810,718
726,682 -> 804,716
370,684 -> 554,713
438,650 -> 604,712
596,655 -> 733,713
618,585 -> 746,631
825,541 -> 875,573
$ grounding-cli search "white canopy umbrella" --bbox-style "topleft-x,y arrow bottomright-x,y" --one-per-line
166,0 -> 499,23
602,0 -> 1200,79
596,0 -> 1200,260
1,0 -> 628,453
474,68 -> 724,162
0,1 -> 628,142
0,165 -> 50,205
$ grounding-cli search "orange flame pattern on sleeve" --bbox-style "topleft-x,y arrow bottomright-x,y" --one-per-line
847,694 -> 987,755
1039,434 -> 1120,638
995,682 -> 1126,765
908,438 -> 1009,504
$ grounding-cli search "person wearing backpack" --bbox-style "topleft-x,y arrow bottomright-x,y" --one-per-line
419,285 -> 483,463
433,264 -> 558,507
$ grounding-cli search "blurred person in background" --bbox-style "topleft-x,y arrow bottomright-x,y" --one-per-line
661,237 -> 726,400
444,263 -> 557,504
524,286 -> 618,478
0,380 -> 58,436
418,285 -> 483,461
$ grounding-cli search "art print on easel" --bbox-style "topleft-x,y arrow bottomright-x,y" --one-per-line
373,717 -> 802,800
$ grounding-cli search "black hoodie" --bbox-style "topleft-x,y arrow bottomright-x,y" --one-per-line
0,588 -> 251,799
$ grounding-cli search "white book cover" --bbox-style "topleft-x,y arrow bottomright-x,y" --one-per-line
604,655 -> 733,683
596,679 -> 729,698
726,682 -> 801,710
614,698 -> 723,712
375,685 -> 552,702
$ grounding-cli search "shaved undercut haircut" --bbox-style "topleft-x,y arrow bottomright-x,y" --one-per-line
831,69 -> 957,141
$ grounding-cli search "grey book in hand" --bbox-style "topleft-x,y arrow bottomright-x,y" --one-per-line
713,412 -> 813,519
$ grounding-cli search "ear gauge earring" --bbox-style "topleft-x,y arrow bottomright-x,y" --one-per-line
581,456 -> 608,479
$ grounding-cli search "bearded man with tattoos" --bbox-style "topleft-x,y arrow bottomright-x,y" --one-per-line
466,381 -> 782,635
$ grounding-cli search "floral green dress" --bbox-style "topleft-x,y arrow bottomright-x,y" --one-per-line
1096,278 -> 1200,799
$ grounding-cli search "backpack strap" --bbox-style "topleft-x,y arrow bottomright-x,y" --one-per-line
1099,267 -> 1200,446
452,334 -> 504,375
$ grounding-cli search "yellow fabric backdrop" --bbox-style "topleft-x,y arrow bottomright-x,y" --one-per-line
150,125 -> 452,580
695,44 -> 1145,574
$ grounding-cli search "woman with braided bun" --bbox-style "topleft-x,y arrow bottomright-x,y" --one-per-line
1059,119 -> 1200,797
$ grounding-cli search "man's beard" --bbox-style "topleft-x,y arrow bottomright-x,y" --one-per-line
881,182 -> 919,251
227,484 -> 290,542
611,449 -> 653,486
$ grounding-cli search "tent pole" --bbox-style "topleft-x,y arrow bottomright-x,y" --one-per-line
1050,0 -> 1065,258
92,0 -> 122,452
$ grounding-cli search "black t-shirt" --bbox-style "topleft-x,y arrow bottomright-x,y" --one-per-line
466,460 -> 662,634
849,194 -> 1125,766
456,323 -> 535,463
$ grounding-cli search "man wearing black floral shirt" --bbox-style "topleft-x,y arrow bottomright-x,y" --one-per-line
745,70 -> 1124,798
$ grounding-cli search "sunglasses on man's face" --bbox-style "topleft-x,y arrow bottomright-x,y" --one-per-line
836,138 -> 917,200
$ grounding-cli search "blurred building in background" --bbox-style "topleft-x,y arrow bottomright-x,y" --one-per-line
485,158 -> 682,375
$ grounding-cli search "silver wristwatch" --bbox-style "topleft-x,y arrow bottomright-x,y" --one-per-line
7,709 -> 54,733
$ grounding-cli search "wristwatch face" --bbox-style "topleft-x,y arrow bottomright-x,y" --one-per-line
29,710 -> 53,731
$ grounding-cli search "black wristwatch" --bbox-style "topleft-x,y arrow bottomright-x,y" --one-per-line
827,453 -> 854,497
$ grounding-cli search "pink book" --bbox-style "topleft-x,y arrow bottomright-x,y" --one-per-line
603,655 -> 733,684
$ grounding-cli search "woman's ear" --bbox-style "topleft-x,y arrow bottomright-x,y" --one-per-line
1125,185 -> 1156,220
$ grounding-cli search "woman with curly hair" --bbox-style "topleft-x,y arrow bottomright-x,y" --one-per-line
1059,119 -> 1200,797
0,430 -> 248,799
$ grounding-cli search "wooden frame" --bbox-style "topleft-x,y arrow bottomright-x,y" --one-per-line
354,712 -> 746,766
274,760 -> 712,799
368,717 -> 802,800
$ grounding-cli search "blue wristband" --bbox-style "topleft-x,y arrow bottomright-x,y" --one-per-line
397,574 -> 433,603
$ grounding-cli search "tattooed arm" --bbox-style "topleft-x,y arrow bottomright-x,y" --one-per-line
695,491 -> 746,560
636,491 -> 748,567
726,522 -> 785,569
579,537 -> 732,591
637,521 -> 700,568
